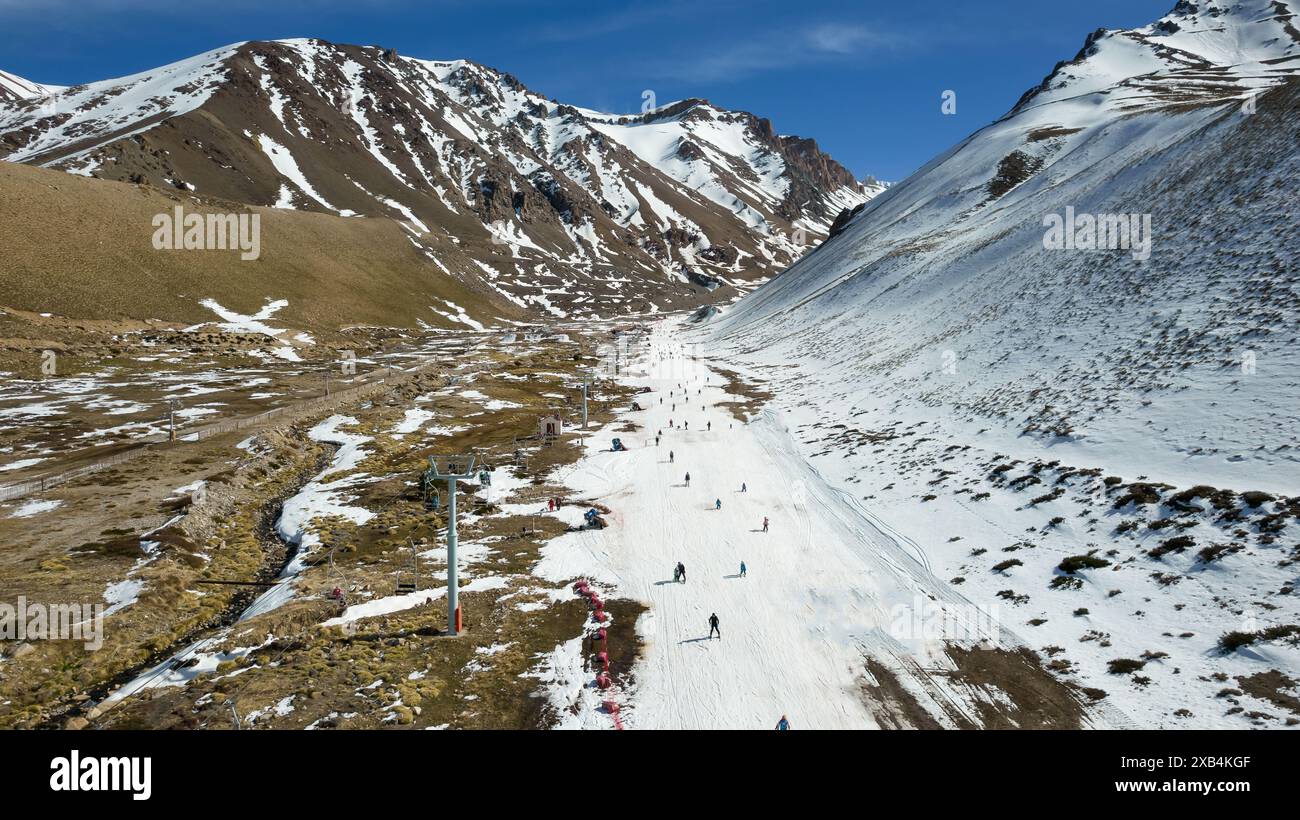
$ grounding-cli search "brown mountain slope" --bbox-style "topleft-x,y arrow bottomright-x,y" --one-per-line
0,161 -> 523,332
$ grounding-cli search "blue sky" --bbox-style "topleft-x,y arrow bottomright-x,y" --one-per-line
1,0 -> 1176,181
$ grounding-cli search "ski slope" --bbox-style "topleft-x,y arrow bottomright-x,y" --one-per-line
535,320 -> 1069,730
695,0 -> 1300,729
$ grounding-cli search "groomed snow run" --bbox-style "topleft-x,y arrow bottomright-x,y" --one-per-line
533,319 -> 1084,730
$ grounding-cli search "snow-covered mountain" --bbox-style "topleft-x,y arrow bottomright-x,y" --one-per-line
708,0 -> 1300,727
0,69 -> 64,103
0,40 -> 880,318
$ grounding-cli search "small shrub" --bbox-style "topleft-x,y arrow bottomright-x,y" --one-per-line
1217,631 -> 1258,652
1107,658 -> 1146,675
1113,482 -> 1165,508
1030,488 -> 1065,506
1149,535 -> 1194,558
1240,490 -> 1274,507
1197,542 -> 1243,563
1058,554 -> 1110,573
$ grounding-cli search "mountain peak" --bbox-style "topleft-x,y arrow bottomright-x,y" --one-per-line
0,68 -> 66,103
1012,0 -> 1300,118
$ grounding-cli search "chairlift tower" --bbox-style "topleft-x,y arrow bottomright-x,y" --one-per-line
580,367 -> 595,430
168,398 -> 180,444
426,453 -> 477,636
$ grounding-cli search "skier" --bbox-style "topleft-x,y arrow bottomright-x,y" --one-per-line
775,715 -> 790,731
684,421 -> 689,430
708,612 -> 721,640
739,561 -> 747,578
669,450 -> 674,463
715,498 -> 721,510
655,434 -> 660,447
672,564 -> 681,583
677,562 -> 686,583
685,472 -> 691,487
762,516 -> 769,533
741,482 -> 747,493
707,421 -> 711,431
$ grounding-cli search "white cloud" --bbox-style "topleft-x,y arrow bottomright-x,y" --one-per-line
649,22 -> 901,83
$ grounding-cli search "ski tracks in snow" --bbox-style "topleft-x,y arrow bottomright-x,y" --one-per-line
539,320 -> 1126,729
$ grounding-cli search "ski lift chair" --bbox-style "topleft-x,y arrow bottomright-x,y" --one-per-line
395,539 -> 422,594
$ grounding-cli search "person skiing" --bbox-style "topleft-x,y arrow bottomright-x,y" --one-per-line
684,421 -> 689,430
677,562 -> 686,583
707,421 -> 711,431
655,434 -> 660,447
762,516 -> 769,533
708,613 -> 720,640
739,561 -> 747,577
775,715 -> 790,731
672,564 -> 681,583
715,498 -> 721,510
669,450 -> 674,463
685,472 -> 690,486
741,482 -> 747,493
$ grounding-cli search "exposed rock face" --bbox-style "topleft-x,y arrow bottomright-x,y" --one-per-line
826,203 -> 866,239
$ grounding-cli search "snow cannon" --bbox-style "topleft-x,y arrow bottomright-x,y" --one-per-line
594,609 -> 607,623
597,651 -> 610,671
596,673 -> 612,690
611,437 -> 626,452
603,700 -> 620,714
597,628 -> 608,643
573,579 -> 589,593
